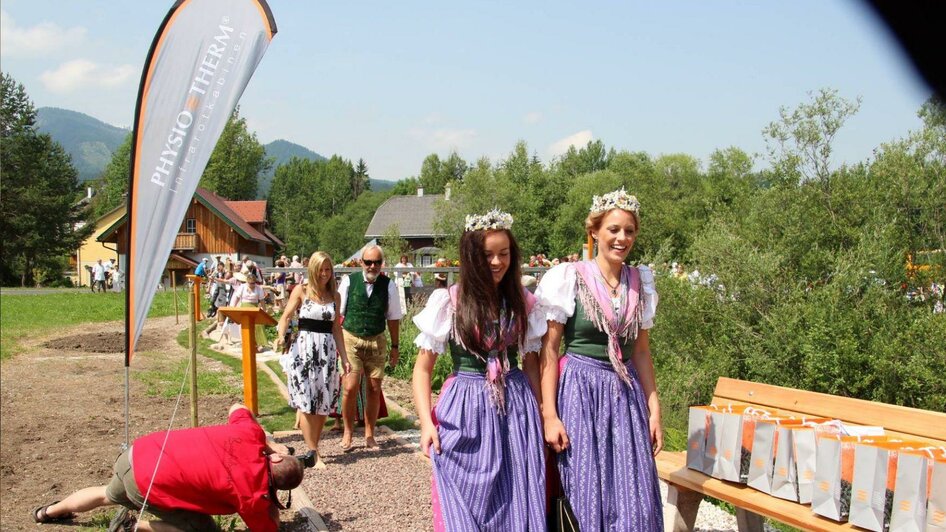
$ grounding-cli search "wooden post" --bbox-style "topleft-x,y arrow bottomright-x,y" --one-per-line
734,509 -> 765,532
172,271 -> 179,324
663,483 -> 702,532
186,274 -> 204,322
217,307 -> 278,415
187,283 -> 198,427
241,324 -> 259,413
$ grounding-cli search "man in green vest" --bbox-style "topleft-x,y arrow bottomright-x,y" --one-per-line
338,245 -> 403,451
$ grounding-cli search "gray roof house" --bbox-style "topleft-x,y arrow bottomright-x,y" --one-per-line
365,187 -> 449,265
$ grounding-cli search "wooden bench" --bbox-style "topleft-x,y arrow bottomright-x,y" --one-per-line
656,377 -> 946,532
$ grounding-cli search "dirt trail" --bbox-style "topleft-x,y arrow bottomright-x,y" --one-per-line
1,315 -> 439,531
0,316 -> 239,530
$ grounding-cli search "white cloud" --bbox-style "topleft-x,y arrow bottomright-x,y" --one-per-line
548,130 -> 594,157
0,9 -> 87,57
410,127 -> 477,151
40,59 -> 136,93
423,113 -> 444,126
523,111 -> 543,124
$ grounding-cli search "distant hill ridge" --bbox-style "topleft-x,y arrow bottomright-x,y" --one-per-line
257,138 -> 327,198
36,107 -> 129,182
34,106 -> 394,196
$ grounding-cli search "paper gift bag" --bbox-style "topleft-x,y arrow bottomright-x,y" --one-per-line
849,440 -> 926,532
709,405 -> 752,482
888,448 -> 942,532
770,418 -> 831,503
812,435 -> 889,522
739,408 -> 778,483
747,417 -> 802,494
926,455 -> 946,531
686,406 -> 715,474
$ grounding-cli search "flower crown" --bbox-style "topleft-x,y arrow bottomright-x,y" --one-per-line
590,188 -> 641,214
465,209 -> 514,232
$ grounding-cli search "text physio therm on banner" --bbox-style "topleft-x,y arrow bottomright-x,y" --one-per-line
125,0 -> 276,364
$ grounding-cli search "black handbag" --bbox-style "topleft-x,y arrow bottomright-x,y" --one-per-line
548,495 -> 580,532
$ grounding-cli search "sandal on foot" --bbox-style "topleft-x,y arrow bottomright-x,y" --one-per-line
32,501 -> 74,524
340,437 -> 354,453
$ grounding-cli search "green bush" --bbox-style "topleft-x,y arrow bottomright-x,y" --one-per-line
386,298 -> 455,392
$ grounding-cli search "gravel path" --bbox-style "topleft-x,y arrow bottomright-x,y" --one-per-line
283,422 -> 761,531
284,429 -> 433,531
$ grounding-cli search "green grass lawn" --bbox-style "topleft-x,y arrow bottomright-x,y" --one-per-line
174,326 -> 296,433
0,289 -> 185,361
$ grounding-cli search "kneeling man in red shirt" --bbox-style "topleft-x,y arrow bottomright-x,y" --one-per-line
32,403 -> 304,532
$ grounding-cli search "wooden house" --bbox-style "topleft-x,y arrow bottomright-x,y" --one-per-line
97,187 -> 283,285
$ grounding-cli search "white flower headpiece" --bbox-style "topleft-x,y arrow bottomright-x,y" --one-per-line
590,188 -> 641,214
464,209 -> 514,232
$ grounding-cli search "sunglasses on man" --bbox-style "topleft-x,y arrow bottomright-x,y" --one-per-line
362,259 -> 382,267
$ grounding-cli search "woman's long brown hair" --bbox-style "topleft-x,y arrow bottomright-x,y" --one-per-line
454,229 -> 527,353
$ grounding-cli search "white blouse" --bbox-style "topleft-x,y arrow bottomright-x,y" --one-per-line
412,289 -> 549,356
534,263 -> 658,329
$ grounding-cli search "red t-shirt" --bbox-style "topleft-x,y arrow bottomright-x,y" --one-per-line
132,408 -> 275,532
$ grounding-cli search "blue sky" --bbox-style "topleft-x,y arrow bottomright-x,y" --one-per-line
0,0 -> 932,182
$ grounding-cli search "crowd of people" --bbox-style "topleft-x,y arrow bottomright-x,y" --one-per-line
36,187 -> 665,531
267,187 -> 664,531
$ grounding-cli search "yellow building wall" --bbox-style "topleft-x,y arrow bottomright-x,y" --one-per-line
71,206 -> 125,287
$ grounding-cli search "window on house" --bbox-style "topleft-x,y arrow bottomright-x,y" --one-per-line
185,218 -> 196,233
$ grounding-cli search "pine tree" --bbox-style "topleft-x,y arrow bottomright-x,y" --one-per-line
1,72 -> 94,286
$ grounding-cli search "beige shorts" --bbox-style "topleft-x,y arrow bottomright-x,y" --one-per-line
106,448 -> 217,531
343,330 -> 387,380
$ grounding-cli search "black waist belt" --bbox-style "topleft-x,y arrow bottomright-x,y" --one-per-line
298,318 -> 333,333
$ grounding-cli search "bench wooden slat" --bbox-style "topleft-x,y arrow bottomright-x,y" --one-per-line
656,451 -> 859,532
712,377 -> 946,443
709,395 -> 939,444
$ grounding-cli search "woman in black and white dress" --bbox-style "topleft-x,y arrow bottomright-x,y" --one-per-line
277,251 -> 351,468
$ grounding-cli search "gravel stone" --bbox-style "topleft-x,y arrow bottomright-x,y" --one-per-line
286,430 -> 433,531
281,398 -> 776,531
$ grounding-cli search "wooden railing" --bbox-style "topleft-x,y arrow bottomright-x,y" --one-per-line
173,233 -> 199,251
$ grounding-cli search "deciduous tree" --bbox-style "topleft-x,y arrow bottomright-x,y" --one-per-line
200,107 -> 273,200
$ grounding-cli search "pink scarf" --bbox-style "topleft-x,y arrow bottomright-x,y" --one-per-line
572,260 -> 642,384
448,285 -> 536,413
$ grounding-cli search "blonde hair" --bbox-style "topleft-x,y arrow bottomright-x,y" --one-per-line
306,251 -> 337,302
585,208 -> 640,239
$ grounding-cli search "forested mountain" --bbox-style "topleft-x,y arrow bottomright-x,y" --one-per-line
257,139 -> 393,197
31,109 -> 394,196
258,139 -> 326,198
35,107 -> 128,182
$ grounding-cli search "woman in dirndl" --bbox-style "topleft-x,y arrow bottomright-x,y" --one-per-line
536,188 -> 663,531
229,267 -> 267,352
412,209 -> 547,531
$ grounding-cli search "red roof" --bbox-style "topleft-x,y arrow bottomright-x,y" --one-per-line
226,200 -> 267,223
263,228 -> 284,247
196,189 -> 268,243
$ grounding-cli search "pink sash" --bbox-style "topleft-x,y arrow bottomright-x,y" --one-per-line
446,285 -> 534,412
572,261 -> 642,384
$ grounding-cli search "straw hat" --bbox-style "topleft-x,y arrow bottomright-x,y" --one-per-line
233,272 -> 248,283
